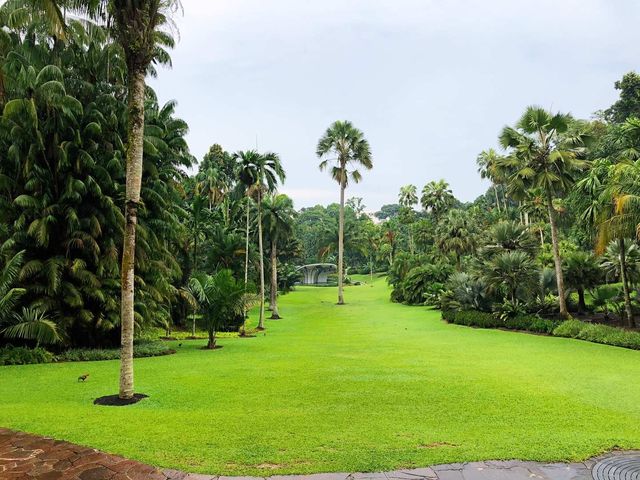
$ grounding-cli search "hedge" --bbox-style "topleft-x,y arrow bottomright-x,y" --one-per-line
553,319 -> 640,350
0,340 -> 175,366
442,310 -> 560,334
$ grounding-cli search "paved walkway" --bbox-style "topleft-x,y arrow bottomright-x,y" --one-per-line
1,428 -> 638,479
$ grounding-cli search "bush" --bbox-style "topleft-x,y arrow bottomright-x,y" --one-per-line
0,346 -> 54,365
553,320 -> 640,350
442,310 -> 559,334
56,340 -> 174,362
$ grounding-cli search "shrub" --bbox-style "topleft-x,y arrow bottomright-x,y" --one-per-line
56,341 -> 174,363
0,346 -> 54,365
553,320 -> 640,350
442,310 -> 559,334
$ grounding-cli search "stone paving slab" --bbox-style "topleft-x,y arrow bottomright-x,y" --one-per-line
2,427 -> 639,480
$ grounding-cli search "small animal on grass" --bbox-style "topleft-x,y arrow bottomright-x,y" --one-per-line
178,343 -> 182,347
77,373 -> 89,382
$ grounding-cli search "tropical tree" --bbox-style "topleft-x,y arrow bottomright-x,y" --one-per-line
481,250 -> 537,304
562,251 -> 602,313
262,194 -> 295,319
189,270 -> 257,349
420,180 -> 455,219
499,106 -> 590,318
398,185 -> 418,209
434,209 -> 477,271
11,0 -> 182,399
235,150 -> 285,329
476,149 -> 506,212
316,120 -> 373,304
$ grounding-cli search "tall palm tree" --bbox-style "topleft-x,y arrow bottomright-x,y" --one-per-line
499,106 -> 589,318
398,184 -> 418,209
262,194 -> 295,319
435,209 -> 476,271
316,120 -> 372,305
420,179 -> 454,220
235,150 -> 285,329
476,149 -> 505,213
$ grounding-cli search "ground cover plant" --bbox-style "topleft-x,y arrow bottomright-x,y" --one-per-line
1,276 -> 639,475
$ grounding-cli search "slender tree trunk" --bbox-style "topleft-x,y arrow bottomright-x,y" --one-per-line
618,238 -> 634,327
539,227 -> 544,247
207,329 -> 217,349
547,191 -> 569,319
244,196 -> 250,286
577,288 -> 586,314
494,185 -> 501,213
191,315 -> 196,337
257,190 -> 266,328
338,181 -> 345,305
369,254 -> 373,282
269,239 -> 280,319
119,69 -> 146,400
524,211 -> 529,226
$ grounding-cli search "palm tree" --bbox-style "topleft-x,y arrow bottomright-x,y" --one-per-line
499,106 -> 589,318
316,120 -> 373,305
262,194 -> 295,319
562,251 -> 602,313
420,180 -> 455,220
476,149 -> 505,212
398,184 -> 418,209
189,270 -> 257,349
435,209 -> 476,271
482,250 -> 537,304
235,150 -> 285,329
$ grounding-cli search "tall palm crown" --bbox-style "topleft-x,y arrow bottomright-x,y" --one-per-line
263,194 -> 295,244
316,120 -> 372,186
420,179 -> 454,217
398,185 -> 418,208
498,107 -> 588,197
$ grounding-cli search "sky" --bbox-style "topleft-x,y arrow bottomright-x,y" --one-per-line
148,0 -> 640,212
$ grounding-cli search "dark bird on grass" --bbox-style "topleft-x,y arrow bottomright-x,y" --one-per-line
178,343 -> 182,347
77,374 -> 89,382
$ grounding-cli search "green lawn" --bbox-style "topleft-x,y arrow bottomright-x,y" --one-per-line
1,276 -> 640,475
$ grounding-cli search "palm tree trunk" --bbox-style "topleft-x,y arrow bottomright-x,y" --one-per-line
618,238 -> 634,327
244,196 -> 250,286
257,190 -> 266,329
119,69 -> 146,400
494,185 -> 501,213
338,181 -> 345,305
577,288 -> 586,313
269,239 -> 280,319
207,329 -> 217,349
546,191 -> 569,319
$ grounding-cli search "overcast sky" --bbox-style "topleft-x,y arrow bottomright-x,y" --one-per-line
148,0 -> 640,212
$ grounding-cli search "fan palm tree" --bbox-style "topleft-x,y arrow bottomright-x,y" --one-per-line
434,209 -> 476,271
476,149 -> 506,212
262,194 -> 295,319
482,250 -> 537,304
398,184 -> 418,209
316,120 -> 373,305
499,106 -> 589,318
14,0 -> 181,399
420,179 -> 455,220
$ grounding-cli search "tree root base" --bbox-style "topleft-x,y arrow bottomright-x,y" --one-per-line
94,393 -> 148,406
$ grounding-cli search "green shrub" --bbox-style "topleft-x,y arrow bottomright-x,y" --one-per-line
443,310 -> 559,334
0,346 -> 54,365
56,341 -> 174,363
553,320 -> 640,350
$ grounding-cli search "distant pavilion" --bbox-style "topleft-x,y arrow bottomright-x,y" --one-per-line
296,263 -> 337,285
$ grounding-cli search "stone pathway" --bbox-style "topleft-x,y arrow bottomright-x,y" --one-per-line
1,428 -> 638,480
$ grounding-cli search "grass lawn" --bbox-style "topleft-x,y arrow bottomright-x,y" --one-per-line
1,275 -> 640,475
